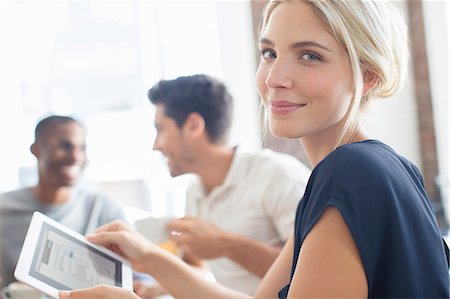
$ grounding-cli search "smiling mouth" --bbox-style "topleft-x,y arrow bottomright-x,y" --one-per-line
61,165 -> 82,177
270,101 -> 306,115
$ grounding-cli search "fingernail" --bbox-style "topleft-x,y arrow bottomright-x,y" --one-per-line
86,233 -> 96,239
59,291 -> 71,298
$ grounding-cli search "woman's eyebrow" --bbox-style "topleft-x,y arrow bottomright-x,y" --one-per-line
290,41 -> 332,52
259,38 -> 331,52
259,37 -> 273,46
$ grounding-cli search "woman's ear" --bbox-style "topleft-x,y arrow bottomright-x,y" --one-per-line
362,68 -> 378,96
184,112 -> 205,139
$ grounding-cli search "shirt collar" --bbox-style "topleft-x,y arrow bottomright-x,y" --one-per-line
190,146 -> 250,200
220,146 -> 248,188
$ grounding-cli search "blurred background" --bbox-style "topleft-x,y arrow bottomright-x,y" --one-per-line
0,0 -> 448,231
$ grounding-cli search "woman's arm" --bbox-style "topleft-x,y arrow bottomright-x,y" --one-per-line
59,220 -> 250,299
142,247 -> 250,299
287,207 -> 368,298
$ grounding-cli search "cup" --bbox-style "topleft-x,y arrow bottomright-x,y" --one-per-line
1,282 -> 45,299
134,216 -> 179,255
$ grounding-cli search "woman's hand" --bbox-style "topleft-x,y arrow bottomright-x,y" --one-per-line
134,281 -> 168,299
86,220 -> 160,272
59,285 -> 140,299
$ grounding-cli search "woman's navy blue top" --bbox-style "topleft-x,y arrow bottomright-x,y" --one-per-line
278,140 -> 449,298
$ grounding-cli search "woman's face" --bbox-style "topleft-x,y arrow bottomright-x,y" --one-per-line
256,1 -> 354,140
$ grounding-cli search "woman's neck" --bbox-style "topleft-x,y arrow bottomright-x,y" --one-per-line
300,125 -> 370,168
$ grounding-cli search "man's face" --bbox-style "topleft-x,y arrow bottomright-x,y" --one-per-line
152,104 -> 194,177
34,122 -> 87,187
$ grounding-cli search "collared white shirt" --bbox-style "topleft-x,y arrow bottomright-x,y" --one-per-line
185,147 -> 310,295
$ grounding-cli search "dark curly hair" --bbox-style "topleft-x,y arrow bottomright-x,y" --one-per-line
34,115 -> 83,143
148,74 -> 233,143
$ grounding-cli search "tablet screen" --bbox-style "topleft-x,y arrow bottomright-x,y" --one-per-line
29,223 -> 123,290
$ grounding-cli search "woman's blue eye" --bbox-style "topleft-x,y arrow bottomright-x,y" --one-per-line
301,52 -> 320,61
260,49 -> 277,60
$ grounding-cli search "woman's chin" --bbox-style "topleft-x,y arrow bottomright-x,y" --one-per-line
269,126 -> 302,139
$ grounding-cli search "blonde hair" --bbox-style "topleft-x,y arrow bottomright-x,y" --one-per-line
260,0 -> 409,148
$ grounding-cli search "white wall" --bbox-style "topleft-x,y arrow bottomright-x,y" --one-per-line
362,68 -> 420,166
362,2 -> 421,166
215,1 -> 261,149
0,2 -> 25,190
423,0 -> 449,222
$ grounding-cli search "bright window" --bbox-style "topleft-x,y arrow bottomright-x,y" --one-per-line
0,1 -> 260,220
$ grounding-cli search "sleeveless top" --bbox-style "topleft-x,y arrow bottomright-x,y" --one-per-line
278,140 -> 449,298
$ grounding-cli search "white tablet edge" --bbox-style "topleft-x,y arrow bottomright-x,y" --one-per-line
14,211 -> 133,298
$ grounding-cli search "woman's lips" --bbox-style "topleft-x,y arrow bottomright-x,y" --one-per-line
270,100 -> 306,115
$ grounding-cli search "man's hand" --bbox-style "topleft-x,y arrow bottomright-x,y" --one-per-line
167,217 -> 228,259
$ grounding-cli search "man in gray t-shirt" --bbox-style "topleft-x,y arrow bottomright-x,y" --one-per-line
0,115 -> 124,288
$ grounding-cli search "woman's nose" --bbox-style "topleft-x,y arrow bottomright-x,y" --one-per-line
265,59 -> 294,89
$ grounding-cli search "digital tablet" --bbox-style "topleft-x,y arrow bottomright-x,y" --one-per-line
14,211 -> 133,298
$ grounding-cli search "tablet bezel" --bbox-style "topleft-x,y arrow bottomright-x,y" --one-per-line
14,211 -> 133,298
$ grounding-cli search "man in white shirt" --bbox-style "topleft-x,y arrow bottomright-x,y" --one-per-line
134,74 -> 310,297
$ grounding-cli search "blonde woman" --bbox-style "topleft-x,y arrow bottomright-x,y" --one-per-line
60,1 -> 449,298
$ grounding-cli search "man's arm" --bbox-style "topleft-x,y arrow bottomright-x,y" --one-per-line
168,217 -> 283,278
221,231 -> 283,277
182,250 -> 207,268
255,232 -> 294,298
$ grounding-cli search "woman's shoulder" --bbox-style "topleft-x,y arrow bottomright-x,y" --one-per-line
313,139 -> 417,186
320,140 -> 399,171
